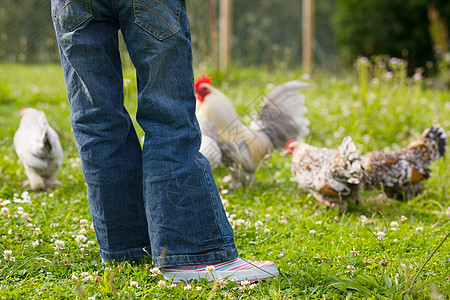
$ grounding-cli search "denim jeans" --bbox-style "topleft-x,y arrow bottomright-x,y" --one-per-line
51,0 -> 237,267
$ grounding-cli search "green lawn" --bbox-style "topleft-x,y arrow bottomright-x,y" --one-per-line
0,62 -> 449,299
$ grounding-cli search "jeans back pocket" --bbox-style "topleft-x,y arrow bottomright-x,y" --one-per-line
51,0 -> 93,31
133,0 -> 180,40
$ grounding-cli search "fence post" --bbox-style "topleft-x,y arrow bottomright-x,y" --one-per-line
302,0 -> 314,74
219,0 -> 232,70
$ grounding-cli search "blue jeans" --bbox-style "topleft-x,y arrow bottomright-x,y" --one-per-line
51,0 -> 237,267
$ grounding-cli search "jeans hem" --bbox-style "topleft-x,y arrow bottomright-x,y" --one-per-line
154,247 -> 239,268
100,246 -> 151,262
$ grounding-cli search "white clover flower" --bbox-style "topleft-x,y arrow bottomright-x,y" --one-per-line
87,297 -> 95,300
3,250 -> 13,260
400,215 -> 408,223
345,265 -> 355,275
280,219 -> 288,225
54,251 -> 59,256
80,219 -> 89,227
384,71 -> 393,79
255,220 -> 263,228
81,275 -> 93,282
32,240 -> 40,247
150,267 -> 161,278
240,280 -> 250,287
416,227 -> 423,232
206,265 -> 215,274
184,284 -> 192,291
278,253 -> 284,258
71,273 -> 78,282
315,220 -> 322,225
21,212 -> 31,221
169,283 -> 177,289
235,219 -> 246,227
351,248 -> 359,257
87,240 -> 96,246
79,228 -> 88,235
130,281 -> 139,288
34,228 -> 42,235
54,240 -> 65,250
376,231 -> 385,241
217,278 -> 227,288
390,221 -> 399,228
264,228 -> 270,234
158,280 -> 167,288
221,198 -> 229,209
309,230 -> 316,234
1,199 -> 12,205
196,286 -> 202,291
80,271 -> 89,278
249,283 -> 257,290
1,207 -> 10,216
72,217 -> 80,223
75,235 -> 87,243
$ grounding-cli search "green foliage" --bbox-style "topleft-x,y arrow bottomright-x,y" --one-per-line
0,64 -> 449,299
333,0 -> 450,72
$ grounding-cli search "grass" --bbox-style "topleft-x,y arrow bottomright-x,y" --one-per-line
0,60 -> 449,299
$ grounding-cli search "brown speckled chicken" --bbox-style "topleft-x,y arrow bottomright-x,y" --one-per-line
285,136 -> 363,210
361,125 -> 447,200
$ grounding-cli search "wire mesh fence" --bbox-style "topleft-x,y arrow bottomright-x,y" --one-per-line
0,1 -> 59,63
0,1 -> 338,70
0,1 -> 215,66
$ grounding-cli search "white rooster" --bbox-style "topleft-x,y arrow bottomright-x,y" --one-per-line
195,75 -> 310,186
14,108 -> 64,190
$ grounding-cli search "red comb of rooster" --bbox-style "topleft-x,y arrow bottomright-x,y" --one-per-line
194,75 -> 212,90
286,140 -> 295,149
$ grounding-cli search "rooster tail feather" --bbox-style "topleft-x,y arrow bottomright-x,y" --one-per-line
250,81 -> 310,148
424,124 -> 447,158
336,136 -> 363,184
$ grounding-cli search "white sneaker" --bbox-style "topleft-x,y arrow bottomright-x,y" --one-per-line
161,257 -> 279,283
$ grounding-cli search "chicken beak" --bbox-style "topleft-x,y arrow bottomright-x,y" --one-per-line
20,107 -> 26,118
280,150 -> 290,156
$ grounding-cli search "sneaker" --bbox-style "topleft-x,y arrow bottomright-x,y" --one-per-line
161,258 -> 279,283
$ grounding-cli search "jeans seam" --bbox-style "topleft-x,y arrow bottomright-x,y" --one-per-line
100,246 -> 151,255
198,157 -> 228,246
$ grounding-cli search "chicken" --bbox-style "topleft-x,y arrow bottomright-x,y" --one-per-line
198,120 -> 222,171
285,136 -> 362,210
195,75 -> 310,186
13,108 -> 64,190
361,125 -> 447,200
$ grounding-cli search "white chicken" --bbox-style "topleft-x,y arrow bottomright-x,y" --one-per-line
195,75 -> 310,186
14,108 -> 64,190
285,136 -> 362,210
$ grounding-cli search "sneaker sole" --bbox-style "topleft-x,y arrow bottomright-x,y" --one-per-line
162,265 -> 279,283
